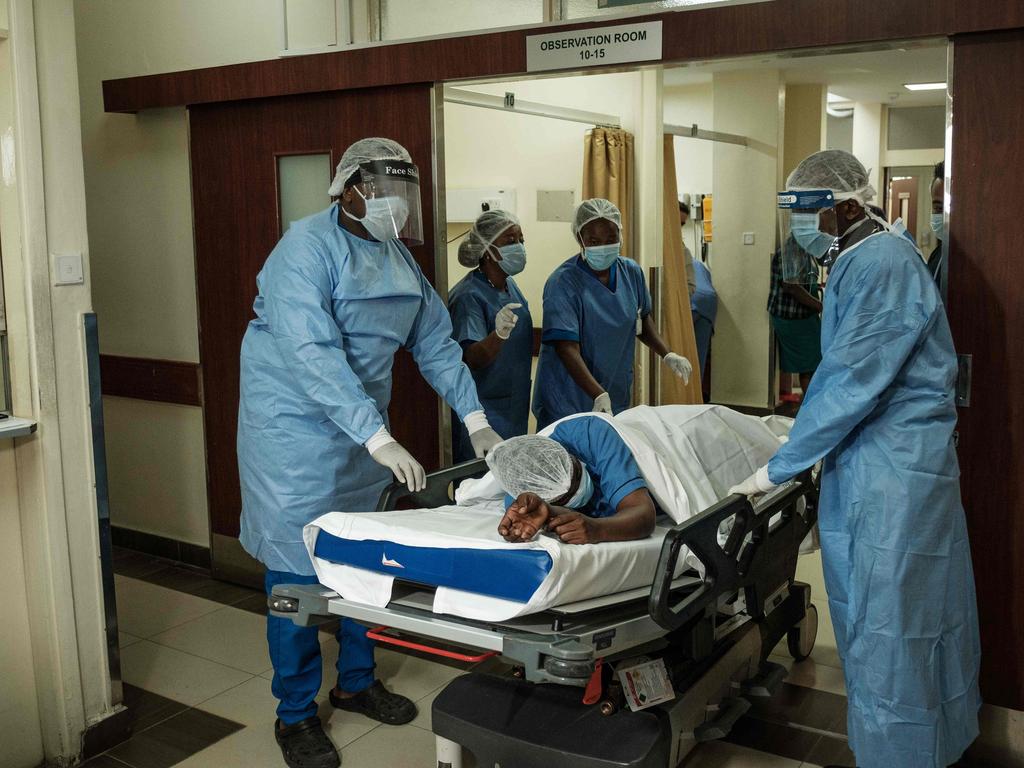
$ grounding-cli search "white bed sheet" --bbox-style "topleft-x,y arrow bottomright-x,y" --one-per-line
305,405 -> 790,622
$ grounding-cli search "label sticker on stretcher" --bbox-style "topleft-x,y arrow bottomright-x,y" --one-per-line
617,658 -> 675,712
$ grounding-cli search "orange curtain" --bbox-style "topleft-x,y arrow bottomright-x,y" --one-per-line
660,134 -> 703,404
582,127 -> 634,257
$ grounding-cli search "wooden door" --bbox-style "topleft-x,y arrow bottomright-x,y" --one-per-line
189,86 -> 441,585
887,177 -> 918,234
949,29 -> 1024,711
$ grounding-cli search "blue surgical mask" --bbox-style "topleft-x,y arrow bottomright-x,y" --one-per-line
930,212 -> 946,242
583,243 -> 620,271
564,462 -> 594,509
494,242 -> 527,276
790,211 -> 837,261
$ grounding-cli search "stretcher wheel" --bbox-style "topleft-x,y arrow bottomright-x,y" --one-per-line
787,603 -> 818,661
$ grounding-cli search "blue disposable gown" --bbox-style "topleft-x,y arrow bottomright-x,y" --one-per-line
533,256 -> 652,430
766,229 -> 981,768
690,260 -> 717,375
448,270 -> 533,463
238,204 -> 483,574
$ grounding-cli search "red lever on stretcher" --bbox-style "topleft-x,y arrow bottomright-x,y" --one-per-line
365,626 -> 497,664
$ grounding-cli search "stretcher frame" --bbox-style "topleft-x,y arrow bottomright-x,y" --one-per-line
270,460 -> 815,765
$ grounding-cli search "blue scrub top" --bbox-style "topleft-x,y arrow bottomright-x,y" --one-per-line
448,270 -> 533,462
532,255 -> 652,430
503,416 -> 647,519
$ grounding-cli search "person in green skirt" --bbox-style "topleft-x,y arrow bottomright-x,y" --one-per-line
768,243 -> 822,398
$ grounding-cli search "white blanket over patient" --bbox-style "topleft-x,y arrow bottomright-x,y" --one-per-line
304,405 -> 790,621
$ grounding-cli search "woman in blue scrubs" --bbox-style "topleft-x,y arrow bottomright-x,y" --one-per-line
532,198 -> 693,430
448,210 -> 533,462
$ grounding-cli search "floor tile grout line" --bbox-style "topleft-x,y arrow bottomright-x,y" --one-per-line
129,636 -> 265,678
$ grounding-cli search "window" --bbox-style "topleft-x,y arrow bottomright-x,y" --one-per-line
277,153 -> 334,236
381,0 -> 543,41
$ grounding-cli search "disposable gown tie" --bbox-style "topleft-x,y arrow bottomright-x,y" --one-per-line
766,228 -> 981,768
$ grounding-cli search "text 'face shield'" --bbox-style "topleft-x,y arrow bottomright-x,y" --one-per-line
778,189 -> 838,282
356,159 -> 424,246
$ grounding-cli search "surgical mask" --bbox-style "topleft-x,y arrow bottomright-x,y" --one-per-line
494,243 -> 527,276
583,243 -> 620,271
930,212 -> 946,242
790,211 -> 837,261
343,187 -> 409,242
563,463 -> 595,509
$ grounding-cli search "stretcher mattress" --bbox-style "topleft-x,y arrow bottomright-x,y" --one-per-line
305,405 -> 791,621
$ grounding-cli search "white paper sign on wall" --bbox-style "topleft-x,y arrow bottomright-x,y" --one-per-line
526,21 -> 662,73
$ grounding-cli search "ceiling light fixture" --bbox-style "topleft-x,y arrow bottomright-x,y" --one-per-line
903,82 -> 947,91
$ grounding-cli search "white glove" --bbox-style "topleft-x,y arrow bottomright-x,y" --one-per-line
592,392 -> 613,415
664,352 -> 693,384
366,428 -> 425,492
727,466 -> 778,498
464,410 -> 503,458
495,303 -> 522,340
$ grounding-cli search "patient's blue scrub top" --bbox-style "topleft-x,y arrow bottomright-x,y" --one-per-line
448,269 -> 533,463
532,256 -> 653,430
504,416 -> 647,519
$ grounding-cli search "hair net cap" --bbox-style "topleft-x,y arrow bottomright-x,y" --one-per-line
785,149 -> 876,205
457,230 -> 487,268
329,137 -> 412,197
572,198 -> 622,239
486,435 -> 574,501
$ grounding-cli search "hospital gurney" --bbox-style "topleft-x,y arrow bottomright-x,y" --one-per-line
271,459 -> 819,768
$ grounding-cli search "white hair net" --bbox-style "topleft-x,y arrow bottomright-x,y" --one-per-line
456,209 -> 521,268
786,149 -> 876,205
328,137 -> 412,197
486,435 -> 574,501
457,231 -> 486,268
572,198 -> 622,240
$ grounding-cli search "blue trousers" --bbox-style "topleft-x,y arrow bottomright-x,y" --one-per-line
265,570 -> 376,724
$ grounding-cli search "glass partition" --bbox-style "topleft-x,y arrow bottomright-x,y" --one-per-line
277,153 -> 333,235
381,0 -> 543,41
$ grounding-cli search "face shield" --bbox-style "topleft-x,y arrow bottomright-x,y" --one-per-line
350,159 -> 424,246
777,189 -> 839,281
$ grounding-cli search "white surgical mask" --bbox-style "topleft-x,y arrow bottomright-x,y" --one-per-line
930,212 -> 946,242
344,187 -> 408,242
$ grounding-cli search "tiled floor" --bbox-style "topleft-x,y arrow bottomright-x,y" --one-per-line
97,548 -> 857,767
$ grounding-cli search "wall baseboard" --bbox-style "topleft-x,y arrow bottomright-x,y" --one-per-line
111,525 -> 211,570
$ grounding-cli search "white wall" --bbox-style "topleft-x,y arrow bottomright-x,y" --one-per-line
852,101 -> 883,198
443,72 -> 644,323
710,69 -> 781,408
74,1 -> 288,546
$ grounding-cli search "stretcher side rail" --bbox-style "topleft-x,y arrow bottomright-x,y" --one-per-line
649,471 -> 817,632
375,458 -> 488,511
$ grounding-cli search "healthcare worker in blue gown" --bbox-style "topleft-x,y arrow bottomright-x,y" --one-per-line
731,150 -> 981,768
448,209 -> 533,463
237,137 -> 503,768
532,198 -> 693,430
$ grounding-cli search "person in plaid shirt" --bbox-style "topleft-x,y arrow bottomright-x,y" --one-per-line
767,241 -> 822,397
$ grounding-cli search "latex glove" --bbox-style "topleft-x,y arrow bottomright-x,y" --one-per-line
495,302 -> 522,340
470,427 -> 502,458
593,392 -> 613,415
728,466 -> 778,498
664,352 -> 693,384
366,428 -> 425,492
464,410 -> 502,458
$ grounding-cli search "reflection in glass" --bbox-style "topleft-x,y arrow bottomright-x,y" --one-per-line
277,153 -> 333,234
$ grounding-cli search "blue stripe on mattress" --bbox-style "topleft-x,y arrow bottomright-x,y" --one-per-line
313,532 -> 553,603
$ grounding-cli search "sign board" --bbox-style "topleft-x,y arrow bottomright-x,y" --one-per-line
526,21 -> 662,73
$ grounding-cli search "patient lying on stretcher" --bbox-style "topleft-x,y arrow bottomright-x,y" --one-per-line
486,415 -> 658,545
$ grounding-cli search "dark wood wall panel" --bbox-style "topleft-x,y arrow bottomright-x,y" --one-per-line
189,85 -> 438,541
99,355 -> 202,406
103,0 -> 1024,114
949,29 -> 1024,712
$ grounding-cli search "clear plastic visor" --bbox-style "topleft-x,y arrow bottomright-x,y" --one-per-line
354,159 -> 424,246
777,189 -> 837,282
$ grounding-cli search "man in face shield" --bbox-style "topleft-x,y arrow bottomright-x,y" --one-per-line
732,149 -> 981,768
237,137 -> 501,768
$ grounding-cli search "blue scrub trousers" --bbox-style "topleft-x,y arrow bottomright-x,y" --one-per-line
265,570 -> 376,724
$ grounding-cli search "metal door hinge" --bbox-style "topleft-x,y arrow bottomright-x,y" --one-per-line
956,354 -> 972,407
